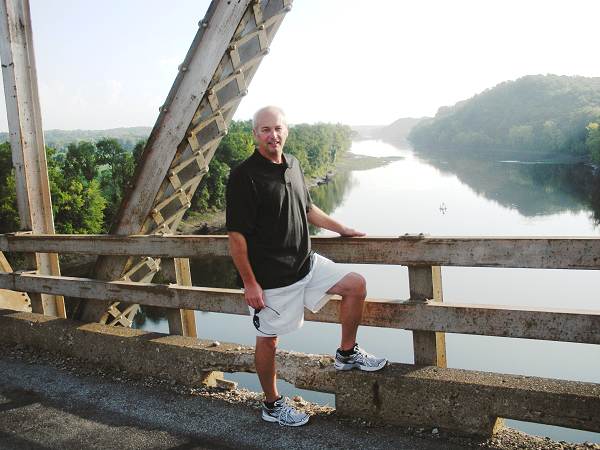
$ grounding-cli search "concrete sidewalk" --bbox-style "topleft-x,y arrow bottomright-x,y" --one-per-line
0,346 -> 591,450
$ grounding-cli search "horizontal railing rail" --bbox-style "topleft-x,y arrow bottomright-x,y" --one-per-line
0,271 -> 598,344
2,233 -> 600,269
1,233 -> 599,346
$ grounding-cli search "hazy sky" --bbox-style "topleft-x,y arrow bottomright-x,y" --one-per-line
0,0 -> 599,130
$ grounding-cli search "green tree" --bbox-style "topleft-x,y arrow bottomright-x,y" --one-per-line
63,141 -> 98,181
0,142 -> 19,233
52,177 -> 106,234
96,137 -> 136,229
586,122 -> 600,163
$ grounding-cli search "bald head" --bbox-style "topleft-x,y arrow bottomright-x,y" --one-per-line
253,106 -> 287,130
252,105 -> 289,163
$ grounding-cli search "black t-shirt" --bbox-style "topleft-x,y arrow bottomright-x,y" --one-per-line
226,150 -> 313,289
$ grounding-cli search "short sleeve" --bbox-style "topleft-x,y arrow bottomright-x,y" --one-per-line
304,179 -> 312,212
226,167 -> 258,235
298,165 -> 312,212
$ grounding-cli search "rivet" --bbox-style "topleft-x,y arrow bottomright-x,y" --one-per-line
178,64 -> 188,72
236,69 -> 243,75
185,203 -> 191,208
208,89 -> 215,96
258,24 -> 265,30
169,170 -> 176,178
262,48 -> 270,55
229,44 -> 237,52
199,19 -> 209,28
241,90 -> 248,96
151,209 -> 158,215
284,5 -> 292,12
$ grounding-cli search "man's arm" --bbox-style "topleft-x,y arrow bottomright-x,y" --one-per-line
307,205 -> 365,237
228,231 -> 265,309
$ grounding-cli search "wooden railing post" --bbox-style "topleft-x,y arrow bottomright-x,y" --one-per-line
167,258 -> 197,337
166,257 -> 224,387
408,265 -> 447,367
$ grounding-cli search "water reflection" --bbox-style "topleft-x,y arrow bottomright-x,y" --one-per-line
413,148 -> 600,221
133,141 -> 600,443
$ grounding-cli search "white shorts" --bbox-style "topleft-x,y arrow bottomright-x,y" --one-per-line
249,253 -> 351,337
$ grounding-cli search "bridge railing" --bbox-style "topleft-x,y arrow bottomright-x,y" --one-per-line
1,234 -> 599,349
1,233 -> 599,436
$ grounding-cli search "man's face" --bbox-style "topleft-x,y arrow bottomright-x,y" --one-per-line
253,109 -> 288,163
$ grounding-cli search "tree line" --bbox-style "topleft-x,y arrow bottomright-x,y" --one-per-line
0,121 -> 353,234
407,74 -> 600,161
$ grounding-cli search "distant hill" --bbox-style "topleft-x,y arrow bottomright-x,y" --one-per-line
408,74 -> 600,159
350,125 -> 382,140
351,118 -> 424,142
377,117 -> 424,143
0,126 -> 152,151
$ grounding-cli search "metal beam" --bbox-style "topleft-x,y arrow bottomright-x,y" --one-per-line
79,0 -> 292,324
0,0 -> 64,317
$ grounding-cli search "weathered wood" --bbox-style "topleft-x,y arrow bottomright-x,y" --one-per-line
167,258 -> 197,337
0,0 -> 64,317
0,252 -> 12,272
4,234 -> 600,269
408,266 -> 447,367
0,251 -> 30,311
1,272 -> 599,344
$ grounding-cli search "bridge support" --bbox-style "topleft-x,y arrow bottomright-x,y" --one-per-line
408,265 -> 447,367
78,0 -> 292,325
0,0 -> 64,317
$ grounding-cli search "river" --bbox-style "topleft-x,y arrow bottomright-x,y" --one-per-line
136,140 -> 600,444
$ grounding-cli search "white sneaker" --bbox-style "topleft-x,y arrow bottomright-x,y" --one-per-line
334,343 -> 387,372
261,397 -> 310,426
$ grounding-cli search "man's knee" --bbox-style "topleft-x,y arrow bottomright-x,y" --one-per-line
256,336 -> 278,353
332,272 -> 367,298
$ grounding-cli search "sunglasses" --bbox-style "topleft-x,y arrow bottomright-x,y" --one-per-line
253,305 -> 280,336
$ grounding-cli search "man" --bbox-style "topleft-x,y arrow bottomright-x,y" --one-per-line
226,106 -> 386,427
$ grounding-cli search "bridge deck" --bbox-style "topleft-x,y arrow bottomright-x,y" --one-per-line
0,344 -> 582,450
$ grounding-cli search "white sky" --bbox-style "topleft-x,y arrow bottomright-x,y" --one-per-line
0,0 -> 598,130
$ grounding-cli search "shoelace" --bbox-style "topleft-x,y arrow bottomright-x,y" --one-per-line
354,348 -> 377,366
277,403 -> 299,426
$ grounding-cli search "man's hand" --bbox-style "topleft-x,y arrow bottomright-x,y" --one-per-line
339,226 -> 366,237
307,205 -> 366,237
244,281 -> 265,310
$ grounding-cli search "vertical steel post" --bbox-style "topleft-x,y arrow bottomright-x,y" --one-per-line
0,0 -> 65,317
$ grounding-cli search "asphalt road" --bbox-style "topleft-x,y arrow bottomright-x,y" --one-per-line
0,350 -> 473,450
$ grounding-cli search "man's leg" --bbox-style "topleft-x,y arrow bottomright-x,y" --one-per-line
255,336 -> 279,402
255,329 -> 310,426
327,272 -> 367,350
